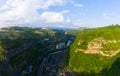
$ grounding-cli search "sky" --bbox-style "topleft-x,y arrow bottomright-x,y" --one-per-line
0,0 -> 120,28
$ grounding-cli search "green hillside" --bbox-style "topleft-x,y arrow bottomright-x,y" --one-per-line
69,25 -> 120,76
65,28 -> 88,37
0,27 -> 56,62
0,26 -> 68,76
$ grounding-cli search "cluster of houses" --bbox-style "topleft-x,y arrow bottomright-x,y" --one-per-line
56,40 -> 72,49
43,34 -> 74,50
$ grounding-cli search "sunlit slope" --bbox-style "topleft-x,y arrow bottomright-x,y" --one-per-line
69,25 -> 120,76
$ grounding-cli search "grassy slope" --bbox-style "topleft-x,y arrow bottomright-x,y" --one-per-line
65,28 -> 89,37
69,25 -> 120,76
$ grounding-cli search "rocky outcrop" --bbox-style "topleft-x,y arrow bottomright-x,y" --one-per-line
76,37 -> 120,57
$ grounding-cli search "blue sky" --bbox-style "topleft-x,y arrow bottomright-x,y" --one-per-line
0,0 -> 120,28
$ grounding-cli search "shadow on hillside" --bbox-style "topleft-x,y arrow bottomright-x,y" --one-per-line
69,57 -> 120,76
0,62 -> 19,76
98,57 -> 120,76
65,47 -> 70,67
109,58 -> 120,76
64,47 -> 120,76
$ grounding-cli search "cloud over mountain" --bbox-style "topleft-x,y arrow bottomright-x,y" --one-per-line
0,0 -> 70,28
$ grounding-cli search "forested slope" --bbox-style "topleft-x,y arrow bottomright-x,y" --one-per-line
69,25 -> 120,76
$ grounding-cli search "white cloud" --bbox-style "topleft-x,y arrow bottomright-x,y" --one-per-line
40,11 -> 64,23
74,3 -> 83,7
66,18 -> 70,23
0,0 -> 66,11
0,0 -> 69,27
103,11 -> 113,20
60,10 -> 69,14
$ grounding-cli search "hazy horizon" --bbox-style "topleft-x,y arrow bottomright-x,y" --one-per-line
0,0 -> 120,28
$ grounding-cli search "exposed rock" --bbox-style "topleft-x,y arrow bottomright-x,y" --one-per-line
76,37 -> 120,57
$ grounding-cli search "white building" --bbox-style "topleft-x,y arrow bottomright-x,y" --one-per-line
67,40 -> 72,47
56,43 -> 65,49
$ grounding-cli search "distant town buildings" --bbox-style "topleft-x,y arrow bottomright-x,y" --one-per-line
56,40 -> 73,49
67,40 -> 72,47
56,43 -> 65,49
44,38 -> 49,41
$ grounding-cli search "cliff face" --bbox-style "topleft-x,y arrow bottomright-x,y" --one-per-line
76,37 -> 120,57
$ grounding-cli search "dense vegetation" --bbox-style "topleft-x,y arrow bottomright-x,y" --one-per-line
65,28 -> 89,37
0,26 -> 67,76
0,26 -> 57,61
69,25 -> 120,76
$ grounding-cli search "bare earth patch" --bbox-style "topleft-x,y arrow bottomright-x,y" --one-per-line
76,38 -> 120,57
